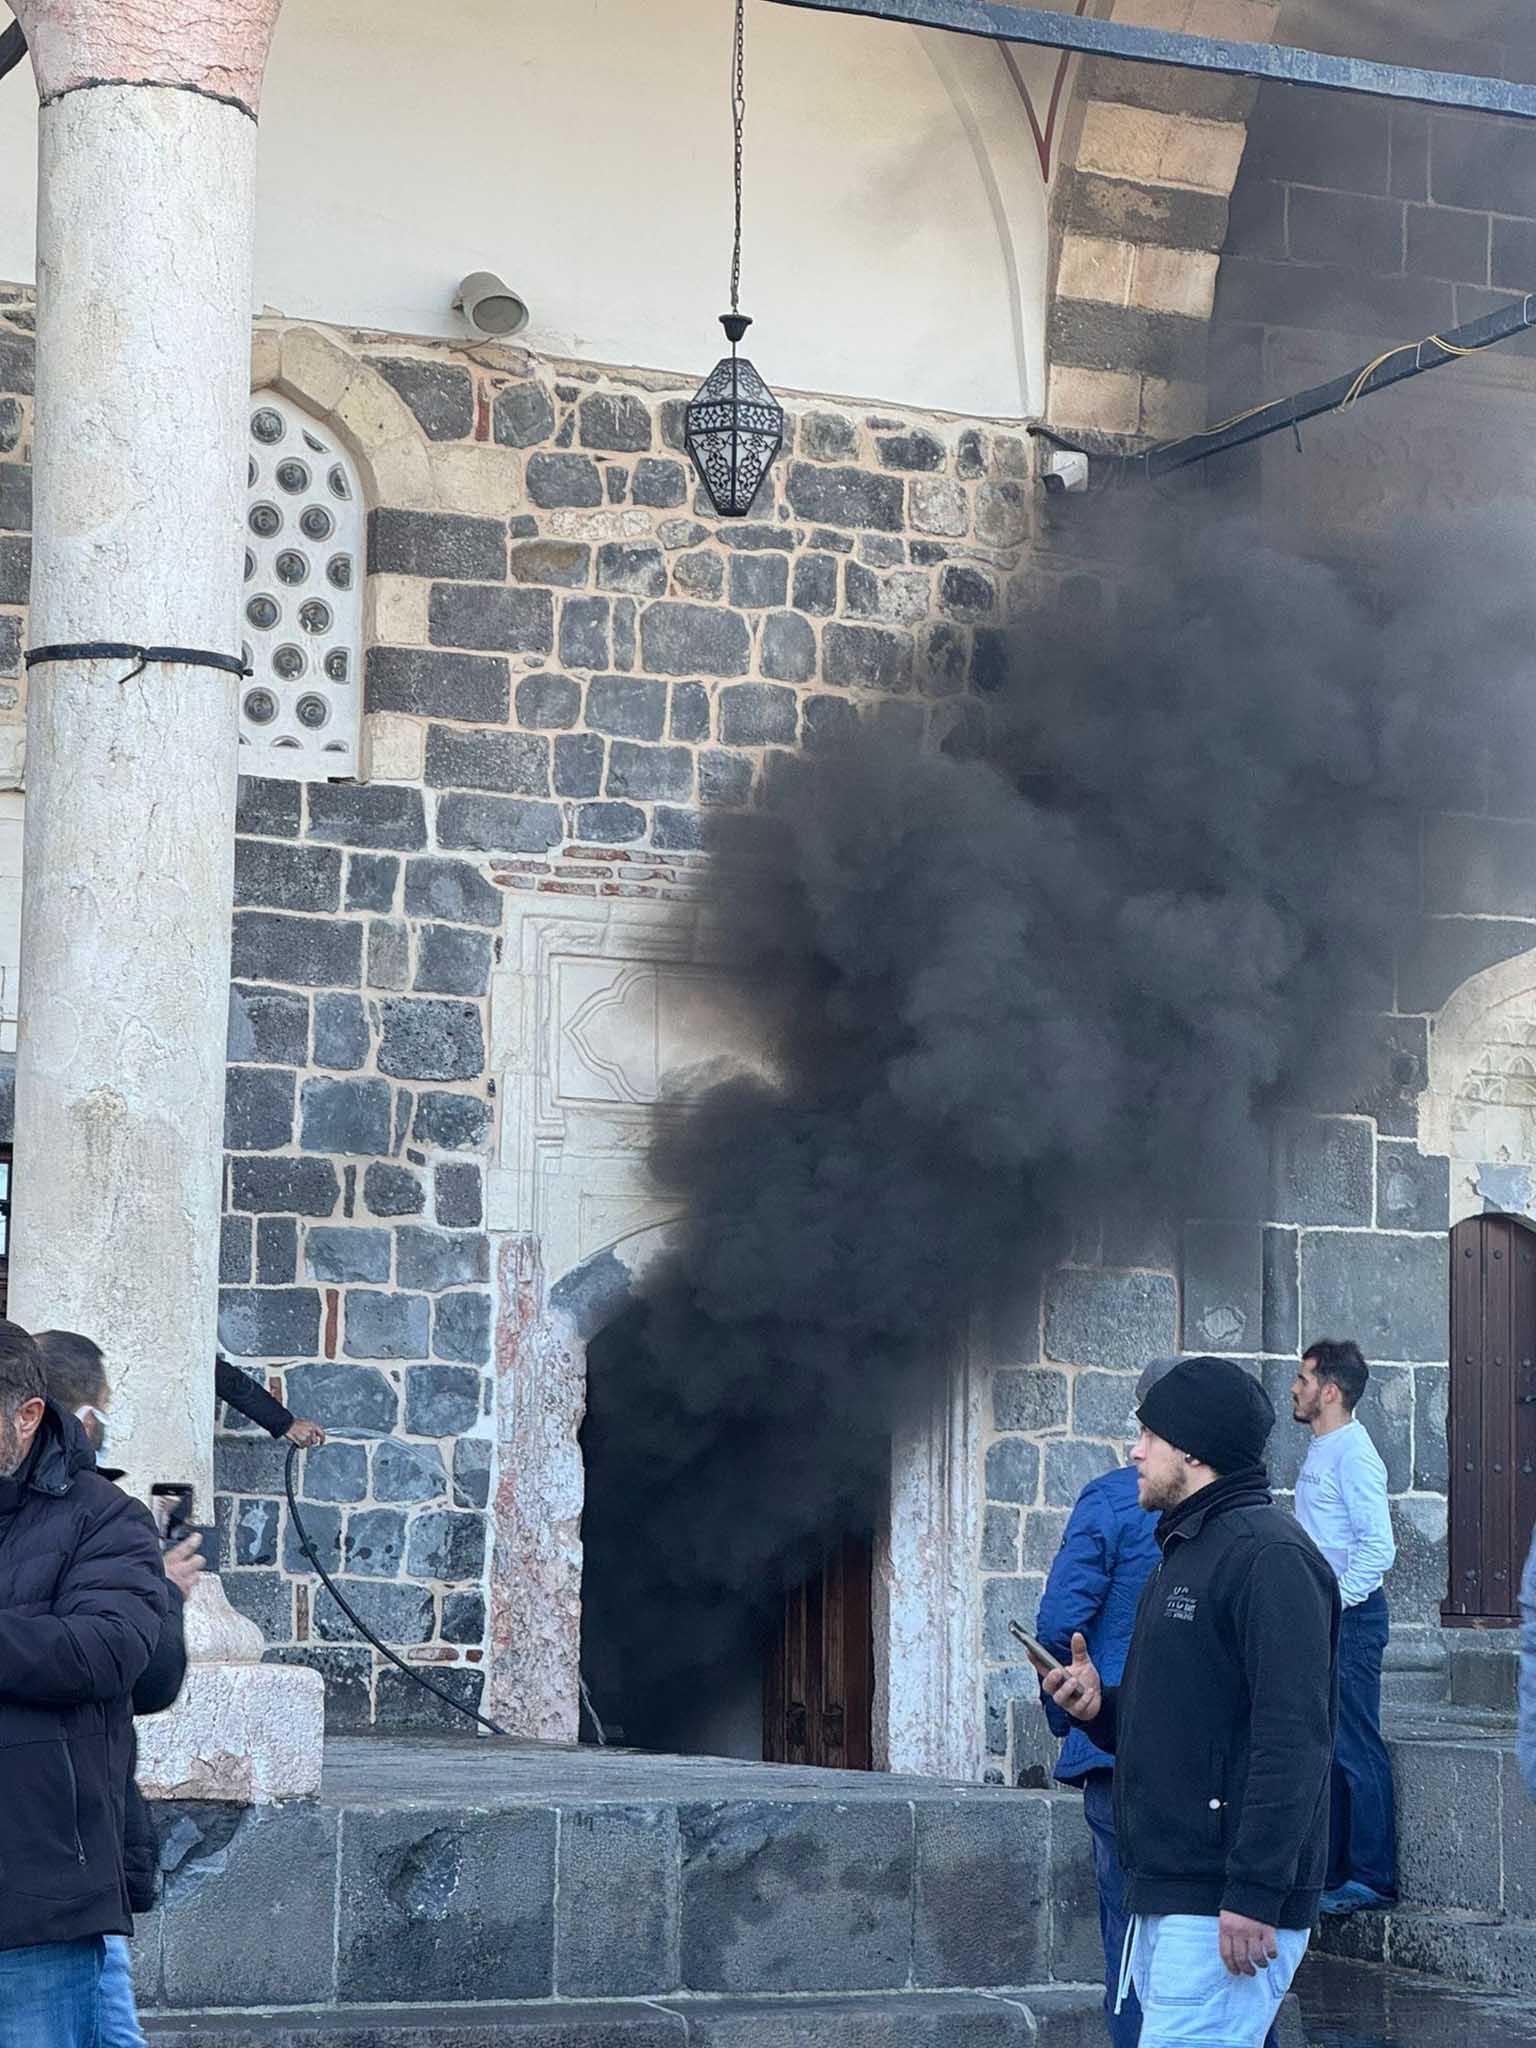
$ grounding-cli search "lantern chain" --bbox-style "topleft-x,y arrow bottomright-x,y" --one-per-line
731,0 -> 747,320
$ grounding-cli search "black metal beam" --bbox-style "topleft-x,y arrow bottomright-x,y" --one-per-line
763,0 -> 1536,121
0,21 -> 26,87
1124,295 -> 1536,479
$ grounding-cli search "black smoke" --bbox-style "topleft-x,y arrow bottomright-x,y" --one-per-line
579,506 -> 1536,1749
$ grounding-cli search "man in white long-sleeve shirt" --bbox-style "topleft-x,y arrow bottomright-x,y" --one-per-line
1291,1339 -> 1398,1918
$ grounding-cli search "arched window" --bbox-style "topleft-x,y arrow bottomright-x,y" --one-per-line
241,396 -> 362,779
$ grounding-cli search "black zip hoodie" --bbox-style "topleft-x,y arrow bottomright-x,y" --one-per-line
1084,1466 -> 1340,1930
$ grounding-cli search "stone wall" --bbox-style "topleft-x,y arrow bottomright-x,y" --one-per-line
0,302 -> 1073,1731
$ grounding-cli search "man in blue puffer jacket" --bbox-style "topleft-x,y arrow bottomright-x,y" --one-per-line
1036,1363 -> 1167,2048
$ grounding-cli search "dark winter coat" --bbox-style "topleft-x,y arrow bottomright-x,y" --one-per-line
216,1354 -> 294,1439
1084,1467 -> 1340,1931
0,1401 -> 167,1951
122,1592 -> 186,1914
1037,1464 -> 1160,1782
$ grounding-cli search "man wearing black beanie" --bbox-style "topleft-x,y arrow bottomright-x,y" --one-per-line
1046,1355 -> 1339,2048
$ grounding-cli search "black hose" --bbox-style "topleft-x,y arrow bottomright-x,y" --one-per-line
283,1443 -> 510,1739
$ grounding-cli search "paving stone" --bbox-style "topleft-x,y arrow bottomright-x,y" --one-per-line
528,453 -> 604,509
368,509 -> 505,582
305,1227 -> 391,1285
1044,1269 -> 1177,1369
1043,1439 -> 1117,1508
405,1507 -> 486,1581
508,541 -> 589,590
373,1666 -> 490,1735
912,1797 -> 1047,1988
640,602 -> 751,678
313,1578 -> 434,1646
1271,1113 -> 1375,1228
552,1805 -> 681,1998
364,1162 -> 427,1217
313,992 -> 370,1072
429,582 -> 555,656
368,653 -> 513,736
230,1156 -> 339,1217
234,839 -> 342,914
1299,1231 -> 1448,1362
345,1506 -> 407,1578
679,1800 -> 912,1993
344,1290 -> 431,1361
992,1369 -> 1068,1433
1184,1221 -> 1263,1356
255,1217 -> 297,1285
300,1441 -> 370,1504
494,381 -> 557,448
160,1802 -> 339,2009
287,1361 -> 400,1435
218,1288 -> 320,1359
300,1077 -> 393,1156
405,1363 -> 483,1436
985,1437 -> 1041,1505
981,1574 -> 1048,1662
376,358 -> 474,441
377,998 -> 484,1082
437,792 -> 563,855
516,672 -> 583,730
1394,1738 -> 1502,1911
413,1092 -> 491,1150
415,924 -> 493,997
1377,1142 -> 1451,1233
454,1437 -> 492,1510
224,1066 -> 296,1152
233,912 -> 362,989
373,1439 -> 448,1505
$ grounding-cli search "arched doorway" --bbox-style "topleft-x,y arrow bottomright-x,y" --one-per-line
1444,1213 -> 1536,1627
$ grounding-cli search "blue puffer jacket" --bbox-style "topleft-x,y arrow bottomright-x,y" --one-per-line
1036,1463 -> 1159,1783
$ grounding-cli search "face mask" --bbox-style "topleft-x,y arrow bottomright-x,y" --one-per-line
76,1405 -> 110,1459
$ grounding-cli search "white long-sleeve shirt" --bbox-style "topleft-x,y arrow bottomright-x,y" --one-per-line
1293,1418 -> 1396,1608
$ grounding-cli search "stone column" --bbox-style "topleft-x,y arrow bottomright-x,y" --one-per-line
8,0 -> 323,1800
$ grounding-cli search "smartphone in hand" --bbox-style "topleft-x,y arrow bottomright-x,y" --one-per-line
1010,1619 -> 1064,1678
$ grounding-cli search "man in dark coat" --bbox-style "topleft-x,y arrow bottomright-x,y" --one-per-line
1047,1356 -> 1339,2048
0,1320 -> 167,2047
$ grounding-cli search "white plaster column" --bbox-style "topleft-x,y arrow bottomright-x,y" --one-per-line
8,0 -> 322,1800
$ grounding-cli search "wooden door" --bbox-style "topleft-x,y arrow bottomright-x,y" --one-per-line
1445,1214 -> 1536,1625
764,1534 -> 875,1769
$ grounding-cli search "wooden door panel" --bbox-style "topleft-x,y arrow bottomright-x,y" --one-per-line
1446,1214 -> 1536,1626
764,1534 -> 875,1769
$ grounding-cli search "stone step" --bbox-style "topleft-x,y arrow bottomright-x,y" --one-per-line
1316,1902 -> 1536,1998
142,1989 -> 1091,2045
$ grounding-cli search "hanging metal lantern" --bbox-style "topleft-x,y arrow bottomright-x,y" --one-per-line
686,313 -> 784,520
686,0 -> 783,520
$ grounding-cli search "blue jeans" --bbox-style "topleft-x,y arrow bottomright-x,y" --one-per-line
0,1937 -> 103,2048
1083,1773 -> 1284,2048
96,1937 -> 146,2048
1083,1771 -> 1143,2048
1129,1914 -> 1307,2047
1328,1589 -> 1398,1896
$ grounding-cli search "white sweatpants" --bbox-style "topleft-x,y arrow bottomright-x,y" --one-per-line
1124,1913 -> 1308,2046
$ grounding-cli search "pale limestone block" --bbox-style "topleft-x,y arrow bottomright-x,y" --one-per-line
1108,0 -> 1190,26
0,726 -> 26,790
1076,102 -> 1172,183
433,442 -> 520,520
366,574 -> 430,647
249,324 -> 280,393
909,476 -> 969,537
545,507 -> 652,542
1056,234 -> 1137,308
1140,377 -> 1208,438
275,324 -> 359,421
1131,245 -> 1220,320
368,434 -> 436,511
1048,365 -> 1142,436
362,711 -> 425,784
1159,117 -> 1249,196
136,1660 -> 324,1802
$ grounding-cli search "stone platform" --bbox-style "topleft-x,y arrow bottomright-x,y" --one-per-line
1316,1705 -> 1536,1996
133,1736 -> 1107,2043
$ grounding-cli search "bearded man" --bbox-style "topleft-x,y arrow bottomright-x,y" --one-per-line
1046,1355 -> 1339,2048
0,1320 -> 167,2048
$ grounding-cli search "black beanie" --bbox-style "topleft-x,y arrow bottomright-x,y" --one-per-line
1136,1355 -> 1275,1475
